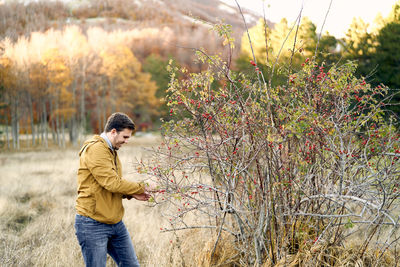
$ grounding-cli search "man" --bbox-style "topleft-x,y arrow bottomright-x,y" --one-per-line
75,112 -> 150,267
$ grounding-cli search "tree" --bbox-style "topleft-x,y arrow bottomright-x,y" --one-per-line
371,21 -> 400,116
387,0 -> 400,22
29,61 -> 50,148
1,36 -> 31,149
0,55 -> 15,149
99,45 -> 159,128
42,48 -> 73,148
60,25 -> 90,145
343,18 -> 375,78
143,53 -> 177,122
340,2 -> 400,122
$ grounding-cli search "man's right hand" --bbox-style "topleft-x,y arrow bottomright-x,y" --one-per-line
131,192 -> 151,201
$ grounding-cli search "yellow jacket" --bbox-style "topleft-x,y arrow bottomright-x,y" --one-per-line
76,135 -> 144,224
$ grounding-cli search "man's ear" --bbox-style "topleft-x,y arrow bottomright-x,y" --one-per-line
110,128 -> 118,136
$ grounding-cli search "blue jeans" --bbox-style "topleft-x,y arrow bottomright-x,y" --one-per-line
74,214 -> 140,267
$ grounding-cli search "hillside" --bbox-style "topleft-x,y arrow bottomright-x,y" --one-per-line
0,0 -> 268,64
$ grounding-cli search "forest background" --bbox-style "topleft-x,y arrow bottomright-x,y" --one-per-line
1,0 -> 400,150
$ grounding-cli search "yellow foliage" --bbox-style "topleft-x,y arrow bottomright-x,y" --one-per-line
42,48 -> 72,88
241,17 -> 316,65
99,45 -> 159,115
0,56 -> 16,89
29,63 -> 48,97
41,48 -> 74,119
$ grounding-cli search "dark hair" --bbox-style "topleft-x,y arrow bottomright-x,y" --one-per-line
104,112 -> 135,133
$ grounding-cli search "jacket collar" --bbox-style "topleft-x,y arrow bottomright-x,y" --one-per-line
100,132 -> 114,151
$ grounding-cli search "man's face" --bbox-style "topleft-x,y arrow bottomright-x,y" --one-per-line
110,128 -> 132,150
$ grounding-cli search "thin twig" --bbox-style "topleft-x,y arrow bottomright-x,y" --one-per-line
270,9 -> 303,88
233,0 -> 257,66
161,225 -> 236,236
314,0 -> 334,59
288,0 -> 304,79
262,1 -> 269,68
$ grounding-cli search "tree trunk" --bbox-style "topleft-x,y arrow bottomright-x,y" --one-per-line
5,117 -> 10,149
28,92 -> 36,146
97,92 -> 102,134
39,102 -> 44,145
42,99 -> 48,148
55,101 -> 60,147
61,115 -> 65,148
80,68 -> 86,137
11,99 -> 16,149
69,79 -> 77,146
102,82 -> 107,132
110,79 -> 116,113
97,80 -> 107,133
11,97 -> 20,149
36,124 -> 40,146
49,100 -> 56,145
102,96 -> 106,132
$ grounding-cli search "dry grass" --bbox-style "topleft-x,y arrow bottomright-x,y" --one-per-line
0,134 -> 184,267
0,146 -> 84,266
262,243 -> 396,267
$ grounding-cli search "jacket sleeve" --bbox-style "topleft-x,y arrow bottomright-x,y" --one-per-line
84,143 -> 145,195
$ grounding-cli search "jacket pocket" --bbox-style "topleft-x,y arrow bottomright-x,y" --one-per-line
93,190 -> 123,222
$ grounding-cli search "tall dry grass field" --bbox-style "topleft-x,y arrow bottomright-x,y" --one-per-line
0,134 -> 213,267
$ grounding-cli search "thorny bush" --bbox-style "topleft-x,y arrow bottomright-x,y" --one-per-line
138,36 -> 400,266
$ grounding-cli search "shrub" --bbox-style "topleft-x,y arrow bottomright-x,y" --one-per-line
141,24 -> 400,266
